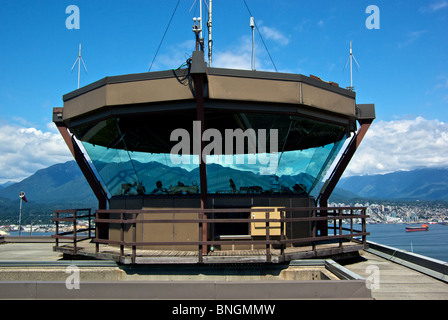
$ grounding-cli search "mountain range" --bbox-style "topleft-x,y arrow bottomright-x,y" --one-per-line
338,168 -> 448,201
0,161 -> 96,204
0,161 -> 97,224
93,160 -> 319,196
0,161 -> 447,223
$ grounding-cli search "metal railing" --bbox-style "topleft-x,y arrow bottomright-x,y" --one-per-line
91,206 -> 369,263
52,209 -> 95,255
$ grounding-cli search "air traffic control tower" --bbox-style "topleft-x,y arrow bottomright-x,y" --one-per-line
52,50 -> 375,264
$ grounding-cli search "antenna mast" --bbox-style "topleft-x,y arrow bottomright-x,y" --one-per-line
250,17 -> 255,70
192,1 -> 204,51
207,0 -> 213,66
344,41 -> 360,91
71,43 -> 88,89
199,0 -> 203,39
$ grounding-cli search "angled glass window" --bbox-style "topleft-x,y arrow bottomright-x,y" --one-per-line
72,111 -> 347,198
202,112 -> 347,196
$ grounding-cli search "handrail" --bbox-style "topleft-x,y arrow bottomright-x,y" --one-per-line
52,208 -> 95,255
92,206 -> 368,264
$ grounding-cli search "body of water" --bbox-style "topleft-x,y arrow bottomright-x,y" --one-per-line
6,231 -> 52,237
365,223 -> 448,263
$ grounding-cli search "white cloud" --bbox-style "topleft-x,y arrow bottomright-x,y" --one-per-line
259,26 -> 289,45
0,124 -> 72,183
425,76 -> 448,104
214,51 -> 252,70
152,23 -> 288,72
213,35 -> 280,72
433,1 -> 448,10
148,40 -> 195,71
343,117 -> 448,177
398,30 -> 427,48
212,36 -> 254,70
435,76 -> 448,91
420,1 -> 448,13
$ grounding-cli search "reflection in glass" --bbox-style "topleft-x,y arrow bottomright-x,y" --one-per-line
73,112 -> 347,198
81,143 -> 201,196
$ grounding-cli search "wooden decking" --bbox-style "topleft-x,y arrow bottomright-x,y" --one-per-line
52,206 -> 369,264
54,240 -> 365,264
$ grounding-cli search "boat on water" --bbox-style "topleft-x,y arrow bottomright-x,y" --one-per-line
406,224 -> 429,232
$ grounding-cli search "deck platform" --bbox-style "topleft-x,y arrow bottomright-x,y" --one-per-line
54,239 -> 364,264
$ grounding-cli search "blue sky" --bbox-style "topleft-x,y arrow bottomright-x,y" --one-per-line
1,0 -> 448,182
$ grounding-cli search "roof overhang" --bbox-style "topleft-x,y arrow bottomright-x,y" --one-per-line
61,63 -> 358,130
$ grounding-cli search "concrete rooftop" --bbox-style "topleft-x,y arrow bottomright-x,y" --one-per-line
1,237 -> 448,300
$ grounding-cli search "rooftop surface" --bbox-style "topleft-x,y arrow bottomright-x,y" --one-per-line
344,250 -> 448,300
1,237 -> 448,300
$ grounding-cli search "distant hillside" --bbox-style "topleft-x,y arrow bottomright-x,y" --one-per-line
338,168 -> 448,201
0,181 -> 14,189
89,160 -> 322,196
0,161 -> 96,205
0,161 -> 97,224
6,161 -> 448,213
0,160 -> 357,206
3,161 -> 447,225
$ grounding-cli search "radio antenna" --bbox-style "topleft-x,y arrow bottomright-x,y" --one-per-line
250,17 -> 255,70
343,41 -> 360,91
207,0 -> 213,66
192,0 -> 205,51
71,43 -> 87,89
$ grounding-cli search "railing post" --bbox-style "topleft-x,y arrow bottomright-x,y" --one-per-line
55,211 -> 59,249
333,209 -> 337,236
280,210 -> 285,259
132,221 -> 137,264
120,212 -> 125,258
362,208 -> 367,245
265,211 -> 271,263
339,209 -> 343,248
88,209 -> 92,239
350,209 -> 354,241
312,209 -> 317,253
202,211 -> 208,256
95,210 -> 99,254
198,212 -> 203,263
73,210 -> 78,255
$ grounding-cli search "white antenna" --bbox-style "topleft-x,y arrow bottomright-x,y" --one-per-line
207,0 -> 213,66
199,0 -> 203,40
71,43 -> 88,89
250,17 -> 255,71
343,41 -> 360,91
